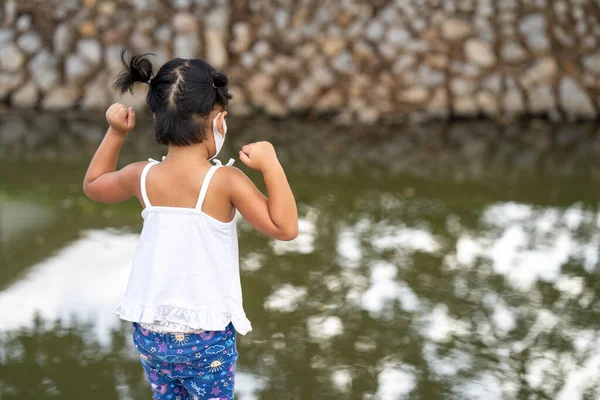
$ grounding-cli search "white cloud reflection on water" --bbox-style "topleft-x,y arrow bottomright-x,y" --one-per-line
480,202 -> 599,286
453,203 -> 600,398
307,315 -> 344,341
376,362 -> 417,400
481,293 -> 516,336
422,342 -> 472,377
371,225 -> 440,253
337,228 -> 362,267
456,372 -> 504,400
235,372 -> 267,400
0,230 -> 136,345
264,284 -> 308,312
361,261 -> 420,316
337,220 -> 438,318
337,202 -> 600,399
331,368 -> 352,392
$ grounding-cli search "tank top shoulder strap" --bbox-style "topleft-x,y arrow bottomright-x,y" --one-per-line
141,159 -> 160,207
195,164 -> 221,210
195,159 -> 235,210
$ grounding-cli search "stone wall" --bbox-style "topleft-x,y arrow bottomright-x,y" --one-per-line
1,0 -> 599,123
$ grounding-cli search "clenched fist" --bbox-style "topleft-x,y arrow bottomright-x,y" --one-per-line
239,141 -> 280,173
106,103 -> 135,136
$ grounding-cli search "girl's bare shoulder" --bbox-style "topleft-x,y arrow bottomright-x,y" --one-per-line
120,160 -> 153,186
214,165 -> 253,192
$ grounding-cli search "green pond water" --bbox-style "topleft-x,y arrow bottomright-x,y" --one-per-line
1,113 -> 599,399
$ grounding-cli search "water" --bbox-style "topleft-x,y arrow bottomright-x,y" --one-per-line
1,113 -> 600,399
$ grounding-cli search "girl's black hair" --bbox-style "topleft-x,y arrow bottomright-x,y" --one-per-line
112,49 -> 232,146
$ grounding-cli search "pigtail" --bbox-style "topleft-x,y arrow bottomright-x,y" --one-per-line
112,49 -> 154,95
212,71 -> 232,107
212,72 -> 228,88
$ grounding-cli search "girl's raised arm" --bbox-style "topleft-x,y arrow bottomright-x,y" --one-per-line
83,103 -> 146,204
225,141 -> 298,241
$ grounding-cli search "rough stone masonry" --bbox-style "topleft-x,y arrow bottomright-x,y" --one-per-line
0,0 -> 599,124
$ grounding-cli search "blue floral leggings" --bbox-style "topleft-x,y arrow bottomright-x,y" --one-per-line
132,323 -> 237,400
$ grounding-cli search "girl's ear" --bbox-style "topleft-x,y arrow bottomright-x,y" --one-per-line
218,111 -> 227,136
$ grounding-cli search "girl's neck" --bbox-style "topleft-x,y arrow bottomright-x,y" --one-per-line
165,142 -> 212,164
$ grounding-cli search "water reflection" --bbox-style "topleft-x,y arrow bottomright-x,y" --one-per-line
0,230 -> 136,344
1,114 -> 600,399
1,201 -> 57,245
0,231 -> 270,399
361,261 -> 421,315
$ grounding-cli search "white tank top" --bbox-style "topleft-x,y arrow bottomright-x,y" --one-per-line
114,158 -> 252,335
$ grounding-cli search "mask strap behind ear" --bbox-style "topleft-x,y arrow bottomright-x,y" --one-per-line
213,112 -> 223,135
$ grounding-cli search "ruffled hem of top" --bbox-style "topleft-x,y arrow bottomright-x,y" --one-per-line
113,302 -> 252,335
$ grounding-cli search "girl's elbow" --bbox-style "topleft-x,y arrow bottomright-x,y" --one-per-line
289,226 -> 299,241
277,233 -> 297,241
278,225 -> 298,241
82,181 -> 101,202
82,181 -> 93,199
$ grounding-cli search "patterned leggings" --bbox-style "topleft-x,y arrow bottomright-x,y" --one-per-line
132,322 -> 237,400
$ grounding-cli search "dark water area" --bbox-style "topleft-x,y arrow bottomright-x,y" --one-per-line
1,112 -> 600,399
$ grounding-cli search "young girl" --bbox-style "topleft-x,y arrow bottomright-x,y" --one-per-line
83,51 -> 298,399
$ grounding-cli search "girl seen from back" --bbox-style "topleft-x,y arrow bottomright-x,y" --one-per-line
83,51 -> 298,400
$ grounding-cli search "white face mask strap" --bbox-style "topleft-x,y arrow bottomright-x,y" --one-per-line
213,112 -> 223,137
209,112 -> 227,161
